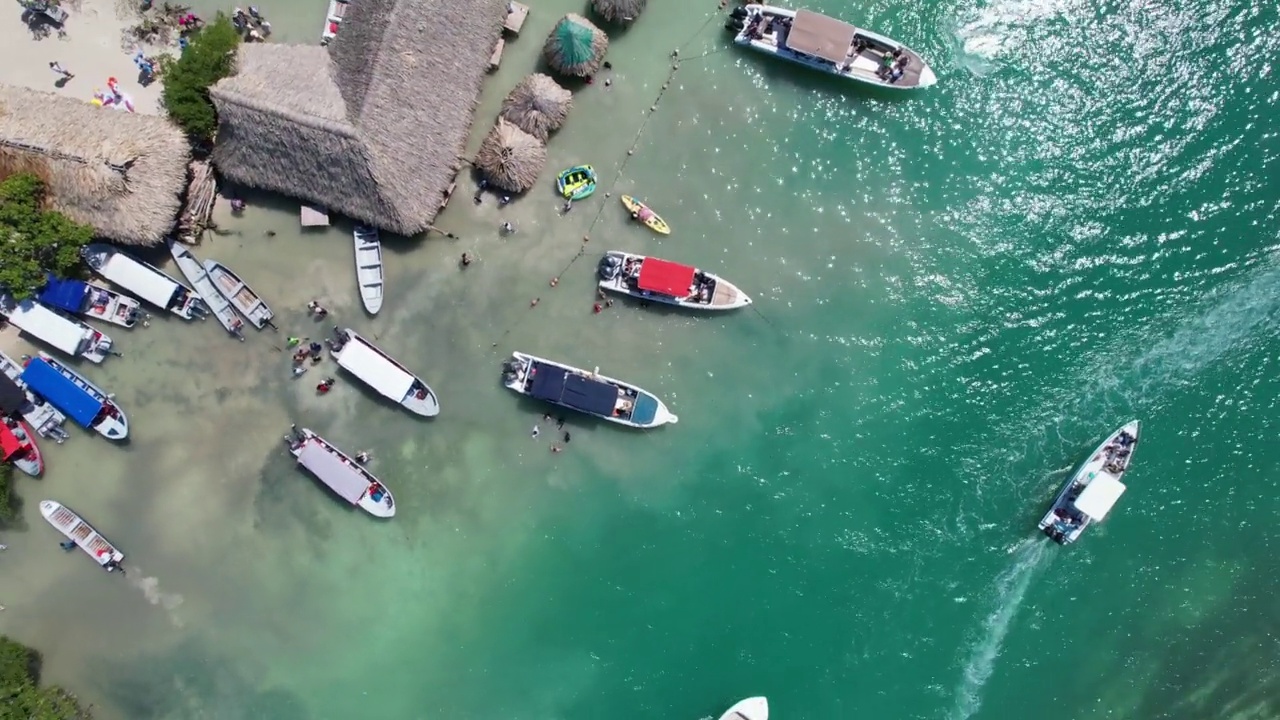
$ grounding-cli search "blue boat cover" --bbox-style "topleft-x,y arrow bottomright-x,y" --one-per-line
37,275 -> 88,314
19,358 -> 101,427
529,363 -> 616,417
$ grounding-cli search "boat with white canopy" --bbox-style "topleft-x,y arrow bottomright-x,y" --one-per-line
205,259 -> 275,330
38,275 -> 145,328
501,352 -> 678,428
598,252 -> 752,311
284,426 -> 395,518
0,293 -> 114,363
81,244 -> 205,320
168,241 -> 245,340
720,697 -> 769,720
330,328 -> 439,416
1039,420 -> 1140,544
40,500 -> 125,572
354,225 -> 384,315
20,352 -> 128,441
0,350 -> 70,443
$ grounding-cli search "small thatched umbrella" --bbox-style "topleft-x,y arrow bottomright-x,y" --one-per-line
499,74 -> 573,142
591,0 -> 647,25
543,14 -> 609,78
475,119 -> 547,193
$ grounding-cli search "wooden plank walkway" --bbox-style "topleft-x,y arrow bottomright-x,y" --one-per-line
504,1 -> 528,35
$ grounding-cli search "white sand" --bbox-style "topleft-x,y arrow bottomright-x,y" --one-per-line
0,0 -> 164,114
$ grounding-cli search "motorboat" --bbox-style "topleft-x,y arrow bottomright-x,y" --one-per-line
38,275 -> 145,328
354,225 -> 384,315
501,352 -> 678,428
620,195 -> 671,235
39,500 -> 125,572
319,0 -> 348,44
1038,421 -> 1140,544
167,241 -> 245,340
0,292 -> 114,363
726,5 -> 936,89
720,697 -> 769,720
20,352 -> 128,441
204,259 -> 275,329
0,351 -> 70,443
81,244 -> 206,320
329,328 -> 439,416
598,252 -> 752,311
284,426 -> 395,518
0,419 -> 44,477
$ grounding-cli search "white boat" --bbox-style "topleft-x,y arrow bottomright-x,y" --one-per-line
353,225 -> 384,315
39,500 -> 125,572
598,252 -> 752,311
0,419 -> 44,477
21,352 -> 129,441
330,328 -> 439,416
0,293 -> 114,363
81,244 -> 205,320
38,276 -> 146,329
319,0 -> 349,45
204,259 -> 275,330
720,697 -> 769,720
167,241 -> 245,340
501,352 -> 678,429
0,351 -> 70,443
284,426 -> 395,518
727,5 -> 936,89
1038,420 -> 1140,544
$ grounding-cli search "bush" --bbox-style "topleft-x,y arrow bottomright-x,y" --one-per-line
0,636 -> 91,719
159,14 -> 241,141
0,173 -> 95,300
0,465 -> 12,522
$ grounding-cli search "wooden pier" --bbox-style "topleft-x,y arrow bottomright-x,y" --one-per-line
504,1 -> 528,35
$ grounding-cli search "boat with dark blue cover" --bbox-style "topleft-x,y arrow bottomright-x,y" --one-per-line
38,275 -> 145,328
20,353 -> 128,440
501,352 -> 677,428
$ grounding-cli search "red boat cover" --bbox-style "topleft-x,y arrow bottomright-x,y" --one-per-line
637,258 -> 695,297
0,423 -> 21,460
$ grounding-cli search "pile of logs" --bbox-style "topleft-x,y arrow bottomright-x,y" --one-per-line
177,159 -> 216,244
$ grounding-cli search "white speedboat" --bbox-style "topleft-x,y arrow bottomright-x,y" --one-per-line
81,244 -> 205,320
354,225 -> 384,315
20,352 -> 129,441
0,351 -> 70,443
0,293 -> 114,363
1038,421 -> 1140,544
329,328 -> 439,416
598,252 -> 752,311
38,276 -> 146,328
501,352 -> 678,428
40,500 -> 125,572
204,259 -> 275,330
727,5 -> 936,89
284,426 -> 395,518
720,697 -> 769,720
168,241 -> 245,340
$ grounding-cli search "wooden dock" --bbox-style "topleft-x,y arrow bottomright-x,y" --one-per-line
504,1 -> 528,35
489,38 -> 505,71
300,205 -> 330,227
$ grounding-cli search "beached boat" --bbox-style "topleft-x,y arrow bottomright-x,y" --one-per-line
720,697 -> 769,720
204,259 -> 275,330
81,244 -> 206,320
620,195 -> 671,235
39,500 -> 125,572
353,225 -> 384,315
284,426 -> 395,518
726,5 -> 936,90
38,275 -> 145,329
20,352 -> 128,441
598,252 -> 752,311
0,419 -> 44,477
167,241 -> 245,340
0,352 -> 70,443
1039,421 -> 1140,545
330,328 -> 439,416
0,293 -> 114,363
501,352 -> 678,428
557,165 -> 597,201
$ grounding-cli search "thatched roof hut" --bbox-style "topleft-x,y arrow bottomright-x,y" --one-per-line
475,119 -> 546,193
544,14 -> 609,78
591,0 -> 648,25
0,86 -> 190,245
210,0 -> 507,236
498,74 -> 572,142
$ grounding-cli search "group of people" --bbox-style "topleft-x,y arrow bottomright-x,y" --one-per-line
1103,430 -> 1136,475
231,6 -> 271,42
531,414 -> 572,453
875,47 -> 911,83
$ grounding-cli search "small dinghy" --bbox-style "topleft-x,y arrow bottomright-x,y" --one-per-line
720,697 -> 769,720
1039,420 -> 1140,544
0,419 -> 44,477
20,352 -> 129,441
40,500 -> 125,572
329,328 -> 439,416
284,426 -> 395,518
557,165 -> 597,201
39,275 -> 146,329
353,225 -> 384,315
620,195 -> 671,235
502,352 -> 678,428
81,244 -> 205,320
0,351 -> 70,443
168,241 -> 245,340
204,259 -> 275,330
598,252 -> 752,311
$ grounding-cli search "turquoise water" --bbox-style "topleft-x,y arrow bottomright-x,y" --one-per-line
2,0 -> 1280,717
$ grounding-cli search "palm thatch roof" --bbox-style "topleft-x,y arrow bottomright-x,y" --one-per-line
475,119 -> 546,193
498,74 -> 572,142
210,0 -> 507,236
544,14 -> 609,77
0,85 -> 190,246
591,0 -> 648,25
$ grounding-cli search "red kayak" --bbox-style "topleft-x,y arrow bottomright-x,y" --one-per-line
1,419 -> 44,477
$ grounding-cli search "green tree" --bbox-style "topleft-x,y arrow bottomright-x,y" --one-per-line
0,465 -> 12,522
0,173 -> 95,300
158,14 -> 241,141
0,636 -> 92,719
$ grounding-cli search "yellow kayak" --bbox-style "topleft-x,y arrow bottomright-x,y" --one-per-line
620,195 -> 671,235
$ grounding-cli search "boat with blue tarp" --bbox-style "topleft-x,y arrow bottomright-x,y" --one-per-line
19,352 -> 128,440
38,274 -> 145,328
501,352 -> 677,428
0,350 -> 70,443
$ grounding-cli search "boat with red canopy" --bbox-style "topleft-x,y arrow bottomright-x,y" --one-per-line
598,251 -> 752,311
0,419 -> 43,476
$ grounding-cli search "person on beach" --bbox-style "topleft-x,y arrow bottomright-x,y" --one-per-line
556,416 -> 566,429
550,445 -> 563,453
49,62 -> 73,80
308,301 -> 329,318
563,431 -> 571,444
501,221 -> 515,235
531,424 -> 540,439
292,348 -> 308,363
461,252 -> 472,267
355,450 -> 372,465
292,365 -> 308,377
562,199 -> 573,214
316,378 -> 336,394
287,336 -> 303,348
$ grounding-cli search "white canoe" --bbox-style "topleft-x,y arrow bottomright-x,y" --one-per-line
40,500 -> 125,572
204,259 -> 275,330
0,419 -> 43,477
719,697 -> 768,720
332,328 -> 439,416
501,351 -> 677,428
598,251 -> 752,311
24,352 -> 128,441
0,351 -> 70,443
354,225 -> 384,315
284,426 -> 395,518
168,241 -> 245,340
0,293 -> 114,363
81,244 -> 205,320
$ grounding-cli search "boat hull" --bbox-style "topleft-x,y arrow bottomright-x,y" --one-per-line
285,427 -> 395,518
204,260 -> 274,329
502,352 -> 677,428
598,251 -> 752,311
354,226 -> 384,315
39,500 -> 125,571
620,195 -> 671,234
168,241 -> 245,340
6,421 -> 44,476
719,696 -> 769,720
334,328 -> 440,417
1038,420 -> 1140,544
0,351 -> 70,443
35,352 -> 129,441
82,244 -> 205,320
84,282 -> 145,328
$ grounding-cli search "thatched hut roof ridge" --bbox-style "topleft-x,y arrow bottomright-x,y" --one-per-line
499,74 -> 572,142
544,14 -> 609,78
475,118 -> 546,193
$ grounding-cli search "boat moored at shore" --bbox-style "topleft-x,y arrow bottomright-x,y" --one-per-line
20,352 -> 128,441
1039,420 -> 1140,544
501,352 -> 677,428
353,225 -> 385,315
0,352 -> 70,443
168,241 -> 245,340
0,418 -> 44,477
284,426 -> 395,518
82,244 -> 206,320
0,293 -> 114,363
204,259 -> 275,330
329,328 -> 439,416
598,252 -> 752,311
40,500 -> 125,572
720,697 -> 769,720
38,276 -> 146,329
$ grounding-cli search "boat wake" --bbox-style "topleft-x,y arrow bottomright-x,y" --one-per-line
948,537 -> 1052,720
127,569 -> 186,627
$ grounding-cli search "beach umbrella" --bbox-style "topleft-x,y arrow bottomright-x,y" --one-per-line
591,0 -> 647,25
543,14 -> 608,78
499,74 -> 573,142
475,119 -> 547,193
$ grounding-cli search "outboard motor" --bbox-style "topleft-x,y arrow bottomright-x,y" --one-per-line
730,6 -> 748,18
726,17 -> 745,32
598,254 -> 623,280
